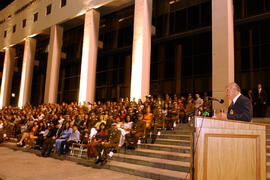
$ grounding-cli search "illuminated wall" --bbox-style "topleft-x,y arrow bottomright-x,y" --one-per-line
0,0 -> 112,50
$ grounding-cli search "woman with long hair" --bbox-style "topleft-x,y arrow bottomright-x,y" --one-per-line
55,121 -> 72,153
87,122 -> 108,159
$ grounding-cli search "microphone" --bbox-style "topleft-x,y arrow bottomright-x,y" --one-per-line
208,97 -> 224,104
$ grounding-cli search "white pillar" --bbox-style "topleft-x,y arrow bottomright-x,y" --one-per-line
0,47 -> 15,108
18,38 -> 36,108
212,0 -> 234,111
44,25 -> 63,104
78,9 -> 100,104
130,0 -> 152,102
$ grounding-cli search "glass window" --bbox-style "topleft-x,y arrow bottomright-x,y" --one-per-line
22,19 -> 26,28
246,0 -> 264,16
46,4 -> 52,15
61,0 -> 67,7
187,6 -> 199,29
201,2 -> 211,26
13,25 -> 16,33
34,12 -> 38,22
233,0 -> 242,19
266,0 -> 270,11
175,10 -> 187,33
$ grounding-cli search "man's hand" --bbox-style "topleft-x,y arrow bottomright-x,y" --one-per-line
216,112 -> 227,120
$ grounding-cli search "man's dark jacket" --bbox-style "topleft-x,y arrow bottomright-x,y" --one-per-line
227,94 -> 253,122
254,89 -> 268,104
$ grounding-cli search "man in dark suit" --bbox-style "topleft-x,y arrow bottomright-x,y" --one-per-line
218,82 -> 253,122
254,83 -> 268,117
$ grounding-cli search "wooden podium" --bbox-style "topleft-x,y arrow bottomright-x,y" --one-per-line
193,117 -> 266,180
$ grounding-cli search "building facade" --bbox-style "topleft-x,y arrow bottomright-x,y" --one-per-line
0,0 -> 270,110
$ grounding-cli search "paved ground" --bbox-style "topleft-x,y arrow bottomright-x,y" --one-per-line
0,147 -> 150,180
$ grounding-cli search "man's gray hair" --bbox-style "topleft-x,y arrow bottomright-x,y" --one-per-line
227,82 -> 241,92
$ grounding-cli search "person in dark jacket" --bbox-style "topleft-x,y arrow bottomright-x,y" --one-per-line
95,123 -> 121,165
254,83 -> 268,117
41,123 -> 61,157
217,82 -> 253,122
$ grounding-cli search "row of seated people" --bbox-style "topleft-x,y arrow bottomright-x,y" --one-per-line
14,107 -> 169,165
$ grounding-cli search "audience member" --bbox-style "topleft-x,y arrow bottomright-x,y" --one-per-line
55,122 -> 72,154
95,123 -> 121,165
254,83 -> 268,117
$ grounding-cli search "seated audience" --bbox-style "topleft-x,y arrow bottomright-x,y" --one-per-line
60,125 -> 80,154
41,123 -> 61,157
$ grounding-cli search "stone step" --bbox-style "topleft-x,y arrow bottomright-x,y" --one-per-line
253,118 -> 270,123
112,153 -> 190,172
4,142 -> 190,180
255,121 -> 270,124
158,134 -> 191,140
174,123 -> 192,129
108,160 -> 190,180
138,143 -> 190,153
155,138 -> 190,146
51,151 -> 189,180
267,153 -> 270,162
70,145 -> 191,162
118,148 -> 190,162
160,129 -> 192,135
266,146 -> 270,153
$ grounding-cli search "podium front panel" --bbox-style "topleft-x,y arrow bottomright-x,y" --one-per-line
194,117 -> 266,180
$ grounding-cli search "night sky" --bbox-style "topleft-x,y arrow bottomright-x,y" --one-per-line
0,0 -> 15,11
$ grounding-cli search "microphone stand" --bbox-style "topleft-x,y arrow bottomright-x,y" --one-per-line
191,104 -> 204,180
191,108 -> 196,180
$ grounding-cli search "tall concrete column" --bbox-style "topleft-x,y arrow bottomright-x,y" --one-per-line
130,0 -> 152,102
0,47 -> 15,108
44,25 -> 63,104
212,0 -> 234,111
78,9 -> 100,104
18,38 -> 36,108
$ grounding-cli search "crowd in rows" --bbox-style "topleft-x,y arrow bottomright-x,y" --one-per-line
0,94 -> 212,164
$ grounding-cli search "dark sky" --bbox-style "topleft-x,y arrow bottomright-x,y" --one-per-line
0,0 -> 15,11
